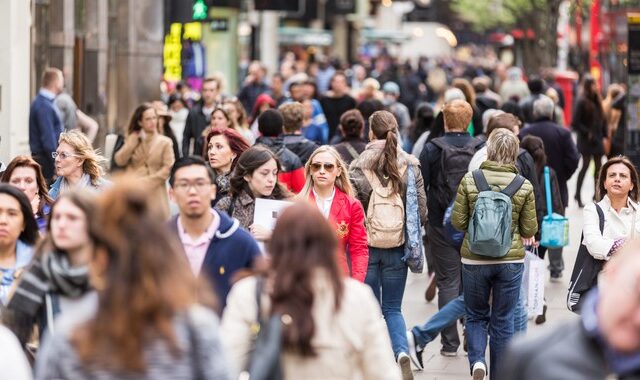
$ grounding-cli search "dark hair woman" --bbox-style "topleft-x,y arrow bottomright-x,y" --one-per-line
204,127 -> 251,206
114,103 -> 175,219
349,110 -> 427,377
221,202 -> 400,379
333,109 -> 367,165
574,156 -> 640,310
3,190 -> 94,347
408,103 -> 435,156
573,75 -> 607,207
0,184 -> 38,306
2,155 -> 54,232
215,146 -> 292,241
34,181 -> 229,379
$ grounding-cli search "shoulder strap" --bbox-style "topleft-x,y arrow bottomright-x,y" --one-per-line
255,276 -> 265,324
430,137 -> 448,150
472,169 -> 490,192
227,194 -> 238,217
502,175 -> 526,197
595,203 -> 604,233
344,142 -> 360,160
362,168 -> 377,186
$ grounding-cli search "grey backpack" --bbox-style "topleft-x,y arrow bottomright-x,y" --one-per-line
468,169 -> 525,258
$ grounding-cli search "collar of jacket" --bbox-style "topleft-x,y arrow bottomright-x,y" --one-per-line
238,190 -> 255,207
256,136 -> 284,151
479,160 -> 518,174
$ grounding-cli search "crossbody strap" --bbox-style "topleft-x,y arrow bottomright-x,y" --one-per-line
344,143 -> 360,160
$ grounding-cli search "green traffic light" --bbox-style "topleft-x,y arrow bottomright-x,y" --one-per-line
193,0 -> 208,20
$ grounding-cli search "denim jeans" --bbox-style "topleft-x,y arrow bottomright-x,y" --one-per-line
514,282 -> 528,334
365,246 -> 408,357
462,263 -> 523,380
412,295 -> 466,348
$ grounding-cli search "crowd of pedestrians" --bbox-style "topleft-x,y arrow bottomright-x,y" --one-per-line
0,53 -> 638,380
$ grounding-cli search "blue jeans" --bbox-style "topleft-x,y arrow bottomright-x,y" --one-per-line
412,295 -> 466,348
365,246 -> 408,357
514,282 -> 528,333
462,263 -> 523,380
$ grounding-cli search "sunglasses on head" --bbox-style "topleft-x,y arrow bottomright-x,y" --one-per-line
310,162 -> 336,172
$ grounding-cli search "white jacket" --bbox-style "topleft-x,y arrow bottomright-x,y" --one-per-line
221,273 -> 401,380
582,195 -> 640,260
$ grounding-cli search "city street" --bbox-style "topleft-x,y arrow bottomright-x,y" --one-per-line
405,156 -> 592,379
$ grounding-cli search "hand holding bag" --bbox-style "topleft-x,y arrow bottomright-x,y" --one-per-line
541,166 -> 569,248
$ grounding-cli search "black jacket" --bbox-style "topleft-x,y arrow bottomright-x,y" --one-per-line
182,104 -> 210,157
519,118 -> 580,207
502,320 -> 640,379
282,134 -> 318,165
255,136 -> 303,172
572,97 -> 607,156
420,132 -> 484,226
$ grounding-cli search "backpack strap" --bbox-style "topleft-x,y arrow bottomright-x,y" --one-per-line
472,169 -> 490,192
501,175 -> 526,197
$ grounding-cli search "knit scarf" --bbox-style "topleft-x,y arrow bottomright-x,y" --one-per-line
8,250 -> 90,318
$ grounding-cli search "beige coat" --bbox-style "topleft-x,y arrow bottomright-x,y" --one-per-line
221,273 -> 401,380
114,132 -> 175,219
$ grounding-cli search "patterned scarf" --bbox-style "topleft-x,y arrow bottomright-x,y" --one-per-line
8,250 -> 90,318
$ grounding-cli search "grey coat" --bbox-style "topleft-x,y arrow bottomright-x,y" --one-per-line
502,319 -> 640,379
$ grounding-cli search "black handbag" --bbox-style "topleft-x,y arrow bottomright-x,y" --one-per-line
246,277 -> 283,380
567,204 -> 604,313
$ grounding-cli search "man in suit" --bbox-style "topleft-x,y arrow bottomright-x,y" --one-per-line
519,96 -> 580,208
29,68 -> 64,183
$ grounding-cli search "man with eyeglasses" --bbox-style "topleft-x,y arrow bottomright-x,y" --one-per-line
168,156 -> 261,312
502,239 -> 640,379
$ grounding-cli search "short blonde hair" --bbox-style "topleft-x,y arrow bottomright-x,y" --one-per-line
443,99 -> 472,132
58,130 -> 106,185
486,128 -> 519,165
279,102 -> 305,133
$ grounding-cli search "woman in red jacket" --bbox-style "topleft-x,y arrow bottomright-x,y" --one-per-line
299,146 -> 369,282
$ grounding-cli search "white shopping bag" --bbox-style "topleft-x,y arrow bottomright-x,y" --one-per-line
524,249 -> 546,317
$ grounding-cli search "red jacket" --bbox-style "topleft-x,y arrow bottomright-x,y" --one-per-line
278,168 -> 305,194
309,188 -> 369,282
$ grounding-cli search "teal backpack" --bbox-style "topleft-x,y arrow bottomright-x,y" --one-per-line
468,169 -> 525,258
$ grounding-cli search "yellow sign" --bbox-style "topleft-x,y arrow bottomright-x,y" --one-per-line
163,23 -> 182,82
183,22 -> 202,42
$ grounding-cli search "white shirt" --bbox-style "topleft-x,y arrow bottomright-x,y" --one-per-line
313,187 -> 335,219
583,195 -> 640,260
468,146 -> 488,171
0,325 -> 31,380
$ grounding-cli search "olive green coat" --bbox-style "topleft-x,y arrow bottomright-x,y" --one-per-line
452,161 -> 538,261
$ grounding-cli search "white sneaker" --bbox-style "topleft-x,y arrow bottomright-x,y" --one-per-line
396,352 -> 414,380
406,330 -> 424,371
472,361 -> 486,380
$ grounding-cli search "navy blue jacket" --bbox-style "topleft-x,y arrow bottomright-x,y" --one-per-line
169,210 -> 261,312
29,92 -> 63,154
519,118 -> 580,207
